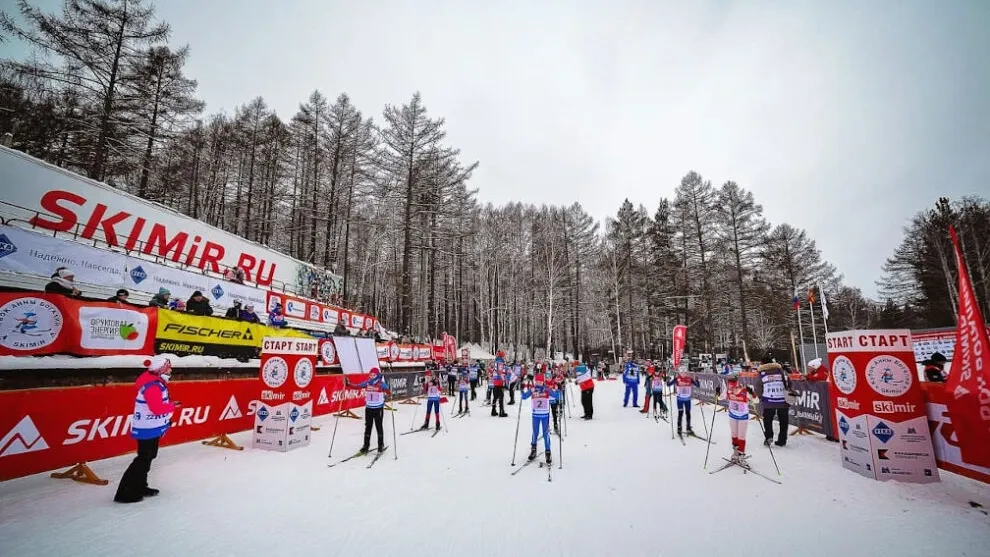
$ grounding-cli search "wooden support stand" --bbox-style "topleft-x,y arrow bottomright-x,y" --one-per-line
311,425 -> 321,431
201,433 -> 244,451
335,409 -> 361,419
399,397 -> 421,405
790,426 -> 814,436
384,403 -> 396,411
50,462 -> 108,486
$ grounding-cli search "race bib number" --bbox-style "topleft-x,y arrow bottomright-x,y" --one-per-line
677,386 -> 692,398
763,381 -> 785,398
367,391 -> 385,405
577,372 -> 591,383
428,386 -> 440,397
729,400 -> 748,415
532,397 -> 549,411
651,379 -> 664,390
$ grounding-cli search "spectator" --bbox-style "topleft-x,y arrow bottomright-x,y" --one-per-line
225,300 -> 243,320
333,321 -> 349,336
185,291 -> 213,316
806,358 -> 828,382
44,267 -> 80,297
234,266 -> 246,284
359,326 -> 370,337
149,288 -> 171,308
240,304 -> 261,323
107,288 -> 129,305
269,303 -> 287,328
168,298 -> 186,312
923,352 -> 948,383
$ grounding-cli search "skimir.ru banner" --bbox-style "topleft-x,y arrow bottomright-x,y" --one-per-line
827,329 -> 940,483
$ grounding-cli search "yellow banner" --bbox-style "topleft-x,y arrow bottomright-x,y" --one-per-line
156,310 -> 310,355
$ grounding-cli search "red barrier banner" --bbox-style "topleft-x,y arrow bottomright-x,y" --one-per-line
398,344 -> 414,362
0,292 -> 157,357
923,383 -> 990,484
0,375 -> 365,481
826,329 -> 940,483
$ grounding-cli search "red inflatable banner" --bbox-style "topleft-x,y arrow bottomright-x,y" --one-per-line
0,292 -> 157,357
0,375 -> 366,481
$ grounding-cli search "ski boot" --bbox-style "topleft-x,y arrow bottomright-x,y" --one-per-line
764,438 -> 773,447
686,427 -> 695,436
545,450 -> 552,465
435,421 -> 441,431
420,422 -> 429,430
359,446 -> 369,455
528,444 -> 538,461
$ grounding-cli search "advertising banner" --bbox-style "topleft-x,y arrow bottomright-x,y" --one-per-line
0,292 -> 156,356
318,338 -> 338,365
0,224 -> 128,286
826,329 -> 940,483
0,224 -> 266,312
0,145 -> 342,289
672,325 -> 687,368
922,384 -> 990,484
254,337 -> 318,452
384,371 -> 426,400
155,309 -> 310,359
0,374 -> 365,481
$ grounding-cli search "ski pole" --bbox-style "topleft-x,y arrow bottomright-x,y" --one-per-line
697,393 -> 711,439
327,375 -> 348,458
703,384 -> 720,469
755,406 -> 782,476
390,393 -> 398,460
408,396 -> 420,432
510,386 -> 524,466
668,387 -> 675,440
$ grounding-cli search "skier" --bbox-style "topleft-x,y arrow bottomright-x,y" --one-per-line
490,356 -> 508,417
469,361 -> 480,399
576,361 -> 595,419
345,367 -> 392,453
507,362 -> 521,405
717,373 -> 757,462
420,371 -> 443,430
640,361 -> 656,413
668,368 -> 700,436
522,373 -> 553,465
114,355 -> 177,504
650,366 -> 668,417
754,351 -> 792,447
446,360 -> 458,396
457,368 -> 471,415
547,367 -> 564,433
622,356 -> 641,407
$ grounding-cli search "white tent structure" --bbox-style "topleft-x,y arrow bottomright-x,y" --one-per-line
459,343 -> 496,361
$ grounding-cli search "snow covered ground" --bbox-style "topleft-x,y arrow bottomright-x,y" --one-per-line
1,380 -> 988,557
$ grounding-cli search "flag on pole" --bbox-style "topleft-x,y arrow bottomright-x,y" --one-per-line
819,283 -> 830,322
792,290 -> 800,310
808,287 -> 816,305
945,226 -> 990,468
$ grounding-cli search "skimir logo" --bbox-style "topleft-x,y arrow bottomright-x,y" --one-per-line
839,416 -> 850,435
872,421 -> 894,443
129,265 -> 147,284
210,284 -> 224,300
0,297 -> 63,351
220,396 -> 243,420
0,416 -> 49,457
0,233 -> 17,259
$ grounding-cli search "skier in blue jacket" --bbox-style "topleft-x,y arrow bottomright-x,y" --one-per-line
622,357 -> 641,407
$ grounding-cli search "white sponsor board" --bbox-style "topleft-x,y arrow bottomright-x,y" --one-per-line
252,402 -> 290,452
77,306 -> 150,350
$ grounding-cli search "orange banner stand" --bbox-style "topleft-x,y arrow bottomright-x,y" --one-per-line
50,462 -> 108,486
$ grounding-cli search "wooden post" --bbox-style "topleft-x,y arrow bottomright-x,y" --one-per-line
201,434 -> 243,451
50,462 -> 108,486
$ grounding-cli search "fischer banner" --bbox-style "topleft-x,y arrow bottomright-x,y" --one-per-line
826,329 -> 939,483
254,337 -> 318,452
155,309 -> 310,359
0,374 -> 364,481
0,292 -> 156,356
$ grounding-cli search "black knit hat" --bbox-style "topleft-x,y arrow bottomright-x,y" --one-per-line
761,350 -> 775,364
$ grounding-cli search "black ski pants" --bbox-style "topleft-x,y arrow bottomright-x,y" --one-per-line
447,377 -> 457,396
470,379 -> 478,400
581,387 -> 594,418
363,407 -> 385,450
652,392 -> 667,413
551,402 -> 560,430
491,386 -> 505,416
763,406 -> 789,444
115,436 -> 160,501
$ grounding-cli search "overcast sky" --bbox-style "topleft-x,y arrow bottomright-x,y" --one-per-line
10,0 -> 990,297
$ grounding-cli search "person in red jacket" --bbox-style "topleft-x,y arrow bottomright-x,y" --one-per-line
575,362 -> 595,420
115,356 -> 178,503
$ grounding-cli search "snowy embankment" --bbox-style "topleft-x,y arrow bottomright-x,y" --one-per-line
0,381 -> 987,557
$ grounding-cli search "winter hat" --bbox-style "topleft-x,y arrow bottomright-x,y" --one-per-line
57,268 -> 75,280
115,288 -> 129,297
245,304 -> 254,311
534,373 -> 545,386
232,299 -> 242,306
191,290 -> 203,298
369,367 -> 381,378
807,358 -> 823,370
145,355 -> 172,375
924,352 -> 947,365
158,287 -> 170,296
761,350 -> 775,364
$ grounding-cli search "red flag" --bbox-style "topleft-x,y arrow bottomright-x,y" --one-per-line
672,325 -> 687,369
945,226 -> 990,468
